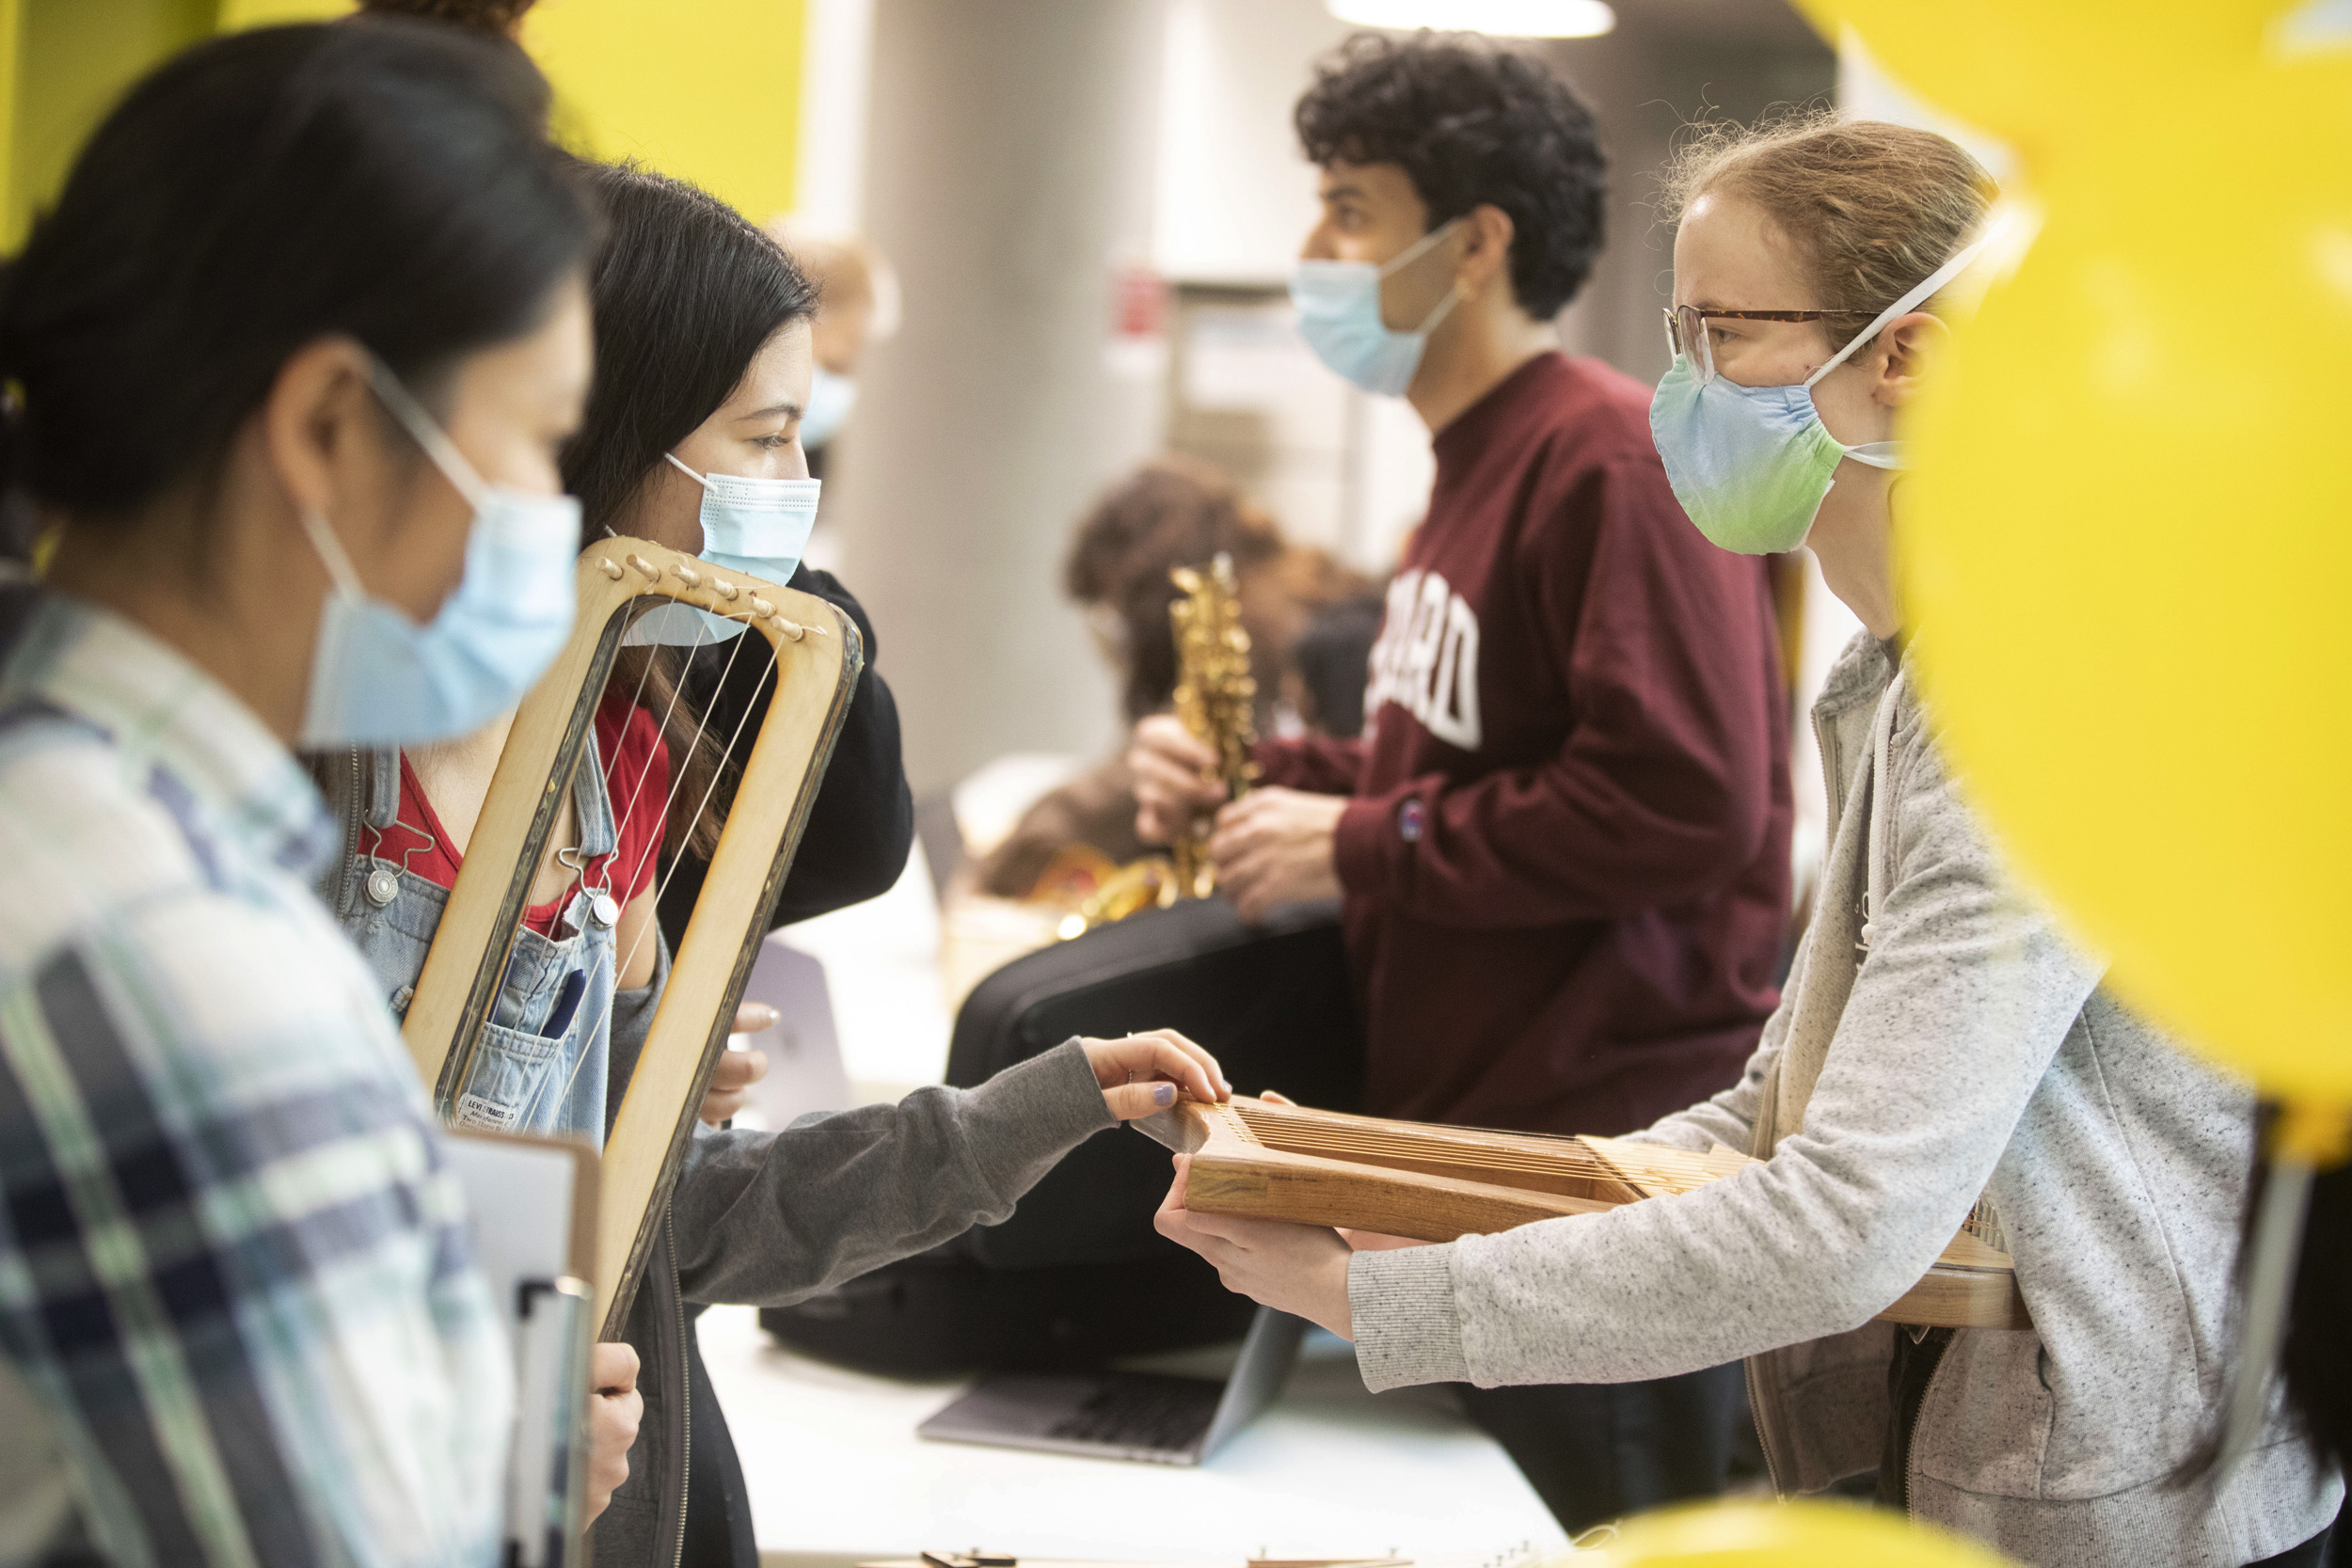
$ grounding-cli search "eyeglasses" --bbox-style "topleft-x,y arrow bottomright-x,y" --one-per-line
1661,305 -> 1868,387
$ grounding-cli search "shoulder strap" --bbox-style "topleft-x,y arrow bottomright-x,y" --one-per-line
1859,668 -> 1907,952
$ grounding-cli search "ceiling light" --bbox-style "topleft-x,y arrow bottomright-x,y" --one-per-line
1326,0 -> 1615,39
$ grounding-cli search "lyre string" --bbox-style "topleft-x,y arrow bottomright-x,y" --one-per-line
1231,1103 -> 1742,1196
516,612 -> 760,1127
601,632 -> 695,895
1248,1128 -> 1645,1183
1248,1125 -> 1715,1181
495,605 -> 673,928
595,629 -> 663,820
1240,1101 -> 1621,1153
519,602 -> 783,1129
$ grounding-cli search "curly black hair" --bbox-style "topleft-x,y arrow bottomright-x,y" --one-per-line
1295,33 -> 1605,319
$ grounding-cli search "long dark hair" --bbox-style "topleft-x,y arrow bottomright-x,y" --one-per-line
561,164 -> 819,859
0,21 -> 596,524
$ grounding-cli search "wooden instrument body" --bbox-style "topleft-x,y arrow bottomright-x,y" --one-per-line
1158,1097 -> 2030,1332
402,538 -> 863,1338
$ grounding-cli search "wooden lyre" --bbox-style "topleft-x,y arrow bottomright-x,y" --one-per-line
402,537 -> 862,1338
1148,1096 -> 2031,1331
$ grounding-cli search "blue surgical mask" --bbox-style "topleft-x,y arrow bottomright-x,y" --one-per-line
1290,218 -> 1465,397
801,366 -> 857,451
623,454 -> 820,646
1648,219 -> 2004,555
295,361 -> 581,748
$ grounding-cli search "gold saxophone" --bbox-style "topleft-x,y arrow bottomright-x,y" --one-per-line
1167,552 -> 1260,897
1062,552 -> 1259,936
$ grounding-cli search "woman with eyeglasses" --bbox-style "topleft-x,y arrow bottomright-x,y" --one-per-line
1153,114 -> 2340,1568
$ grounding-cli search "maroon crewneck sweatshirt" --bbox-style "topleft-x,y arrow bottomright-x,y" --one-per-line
1254,352 -> 1791,1136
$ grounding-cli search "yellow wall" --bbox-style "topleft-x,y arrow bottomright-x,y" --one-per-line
215,0 -> 349,22
0,0 -> 803,250
525,0 -> 803,221
0,1 -> 17,245
3,0 -> 216,245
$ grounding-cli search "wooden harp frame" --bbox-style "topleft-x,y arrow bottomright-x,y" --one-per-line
402,537 -> 863,1338
1152,1097 -> 2031,1332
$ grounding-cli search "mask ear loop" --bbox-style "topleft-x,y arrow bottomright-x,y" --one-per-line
294,506 -> 370,603
1374,214 -> 1465,280
1410,281 -> 1466,338
1381,217 -> 1469,339
1803,211 -> 2013,391
363,352 -> 492,508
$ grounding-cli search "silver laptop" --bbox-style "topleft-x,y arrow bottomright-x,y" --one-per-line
915,1307 -> 1307,1465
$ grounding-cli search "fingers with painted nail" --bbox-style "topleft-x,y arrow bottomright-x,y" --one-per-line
1078,1028 -> 1231,1121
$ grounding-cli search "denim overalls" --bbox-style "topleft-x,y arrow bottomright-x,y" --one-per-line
318,745 -> 622,1141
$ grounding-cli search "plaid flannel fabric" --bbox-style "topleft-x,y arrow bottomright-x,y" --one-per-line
0,595 -> 509,1567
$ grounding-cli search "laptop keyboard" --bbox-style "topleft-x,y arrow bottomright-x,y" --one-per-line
1044,1373 -> 1225,1452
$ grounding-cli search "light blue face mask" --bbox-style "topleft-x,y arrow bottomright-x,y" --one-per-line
1648,219 -> 2004,555
1289,217 -> 1464,397
801,366 -> 857,451
623,453 -> 820,646
295,361 -> 581,748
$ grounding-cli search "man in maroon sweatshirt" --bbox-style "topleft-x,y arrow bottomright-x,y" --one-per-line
1133,36 -> 1791,1533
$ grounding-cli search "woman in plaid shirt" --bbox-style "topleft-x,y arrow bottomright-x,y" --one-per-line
0,22 -> 599,1565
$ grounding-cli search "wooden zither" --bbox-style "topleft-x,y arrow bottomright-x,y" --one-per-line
1148,1096 -> 2030,1331
403,537 -> 862,1338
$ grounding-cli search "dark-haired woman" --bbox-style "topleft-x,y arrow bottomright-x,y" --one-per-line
315,158 -> 1232,1568
0,21 -> 596,1563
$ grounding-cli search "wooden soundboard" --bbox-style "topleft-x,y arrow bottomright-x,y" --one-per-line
1144,1096 -> 2030,1332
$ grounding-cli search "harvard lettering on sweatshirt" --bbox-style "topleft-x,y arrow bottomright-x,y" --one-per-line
1254,352 -> 1791,1135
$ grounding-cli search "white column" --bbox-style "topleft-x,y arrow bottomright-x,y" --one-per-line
829,0 -> 1168,794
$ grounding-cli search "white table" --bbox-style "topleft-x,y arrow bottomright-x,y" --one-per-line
738,830 -> 1566,1567
698,1305 -> 1570,1568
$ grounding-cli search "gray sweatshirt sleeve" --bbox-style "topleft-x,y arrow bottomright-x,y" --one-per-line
664,1039 -> 1114,1307
1349,716 -> 2103,1392
1628,981 -> 1788,1154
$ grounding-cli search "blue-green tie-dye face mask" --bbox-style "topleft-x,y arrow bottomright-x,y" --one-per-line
1649,360 -> 1883,554
1648,217 -> 2003,556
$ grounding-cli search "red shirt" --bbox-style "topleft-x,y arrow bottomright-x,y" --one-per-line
377,696 -> 669,936
1254,353 -> 1792,1136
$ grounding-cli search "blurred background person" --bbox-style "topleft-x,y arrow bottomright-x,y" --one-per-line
767,221 -> 900,468
768,221 -> 900,574
1283,585 -> 1388,739
973,455 -> 1370,903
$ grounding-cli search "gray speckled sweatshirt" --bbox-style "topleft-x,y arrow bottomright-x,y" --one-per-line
1348,633 -> 2340,1566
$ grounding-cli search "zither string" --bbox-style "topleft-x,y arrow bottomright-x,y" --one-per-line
516,608 -> 762,1127
520,605 -> 781,1128
498,610 -> 670,1110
